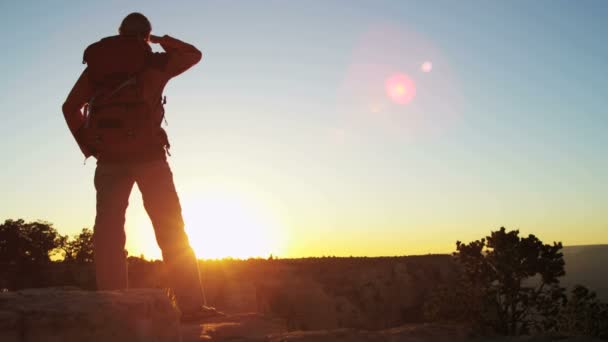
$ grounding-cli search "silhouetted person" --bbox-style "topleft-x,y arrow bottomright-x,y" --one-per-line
62,12 -> 215,321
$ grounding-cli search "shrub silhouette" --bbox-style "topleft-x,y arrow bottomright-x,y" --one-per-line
557,285 -> 608,339
0,219 -> 98,289
0,219 -> 63,264
61,228 -> 94,263
0,219 -> 65,289
426,227 -> 566,335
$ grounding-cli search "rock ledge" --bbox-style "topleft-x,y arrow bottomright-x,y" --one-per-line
0,287 -> 181,342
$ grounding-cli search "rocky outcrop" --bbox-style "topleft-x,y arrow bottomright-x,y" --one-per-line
186,316 -> 605,342
269,323 -> 470,342
270,328 -> 604,342
0,287 -> 181,342
181,313 -> 287,342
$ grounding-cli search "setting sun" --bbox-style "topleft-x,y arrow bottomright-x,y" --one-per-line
180,191 -> 286,259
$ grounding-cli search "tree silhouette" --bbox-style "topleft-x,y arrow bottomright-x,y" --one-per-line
453,227 -> 566,335
62,228 -> 94,263
0,219 -> 66,289
0,219 -> 63,264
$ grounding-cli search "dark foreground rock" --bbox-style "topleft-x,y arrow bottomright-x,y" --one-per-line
0,287 -> 181,342
183,316 -> 604,342
0,288 -> 602,342
181,313 -> 287,341
268,323 -> 470,342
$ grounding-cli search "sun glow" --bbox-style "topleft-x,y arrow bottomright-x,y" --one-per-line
181,191 -> 286,259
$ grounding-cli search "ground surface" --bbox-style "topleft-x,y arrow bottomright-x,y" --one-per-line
180,314 -> 602,342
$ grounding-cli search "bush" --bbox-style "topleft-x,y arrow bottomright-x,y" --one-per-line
426,227 -> 566,335
557,285 -> 608,339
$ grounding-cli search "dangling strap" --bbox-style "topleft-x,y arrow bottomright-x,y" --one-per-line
159,128 -> 172,157
158,95 -> 168,126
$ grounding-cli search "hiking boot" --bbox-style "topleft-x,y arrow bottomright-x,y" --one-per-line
180,306 -> 226,323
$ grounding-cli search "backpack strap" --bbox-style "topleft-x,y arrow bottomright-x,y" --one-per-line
105,76 -> 137,99
85,76 -> 138,128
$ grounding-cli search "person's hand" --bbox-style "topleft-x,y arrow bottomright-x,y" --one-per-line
149,35 -> 165,44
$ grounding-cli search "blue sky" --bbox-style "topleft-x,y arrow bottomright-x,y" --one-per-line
1,1 -> 606,258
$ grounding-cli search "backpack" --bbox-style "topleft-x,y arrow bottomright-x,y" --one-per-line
81,35 -> 168,159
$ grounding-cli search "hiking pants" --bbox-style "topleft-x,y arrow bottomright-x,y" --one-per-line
93,159 -> 204,312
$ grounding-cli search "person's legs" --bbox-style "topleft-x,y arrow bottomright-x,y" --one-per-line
134,159 -> 205,313
93,162 -> 134,290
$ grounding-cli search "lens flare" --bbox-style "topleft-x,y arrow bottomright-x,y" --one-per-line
336,24 -> 463,141
421,61 -> 433,73
385,73 -> 416,105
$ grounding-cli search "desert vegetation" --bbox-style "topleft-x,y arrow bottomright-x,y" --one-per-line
424,227 -> 608,339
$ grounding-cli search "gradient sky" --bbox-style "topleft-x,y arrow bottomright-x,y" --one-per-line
1,1 -> 607,259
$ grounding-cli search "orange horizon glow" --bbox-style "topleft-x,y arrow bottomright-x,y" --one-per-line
126,188 -> 289,260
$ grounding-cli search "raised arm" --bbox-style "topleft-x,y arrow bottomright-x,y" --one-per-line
62,69 -> 95,158
150,35 -> 202,78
